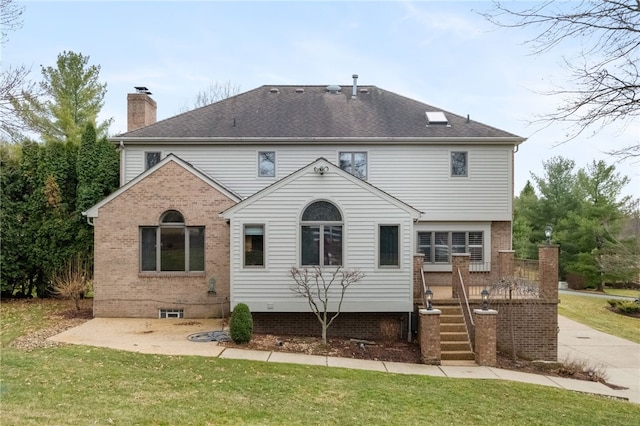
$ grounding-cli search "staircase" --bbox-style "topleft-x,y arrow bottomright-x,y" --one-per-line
439,304 -> 475,362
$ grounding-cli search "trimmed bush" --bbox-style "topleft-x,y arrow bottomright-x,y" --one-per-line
229,303 -> 253,343
607,299 -> 640,314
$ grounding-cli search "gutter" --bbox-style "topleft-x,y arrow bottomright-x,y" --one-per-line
109,136 -> 527,146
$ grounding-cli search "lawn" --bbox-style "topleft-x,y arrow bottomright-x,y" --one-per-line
559,293 -> 640,344
1,299 -> 639,425
604,287 -> 640,299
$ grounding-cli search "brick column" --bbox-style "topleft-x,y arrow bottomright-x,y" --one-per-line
451,254 -> 470,298
473,309 -> 498,367
498,250 -> 515,279
419,308 -> 441,365
539,245 -> 559,300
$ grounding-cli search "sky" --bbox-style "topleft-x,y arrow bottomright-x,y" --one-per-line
3,0 -> 639,199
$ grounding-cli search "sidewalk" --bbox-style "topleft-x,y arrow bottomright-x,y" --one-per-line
557,315 -> 639,404
48,316 -> 639,404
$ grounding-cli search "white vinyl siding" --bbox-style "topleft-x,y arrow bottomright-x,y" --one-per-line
121,143 -> 513,221
227,168 -> 415,313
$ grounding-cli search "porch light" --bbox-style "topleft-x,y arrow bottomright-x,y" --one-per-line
544,225 -> 553,244
425,289 -> 433,311
481,289 -> 489,311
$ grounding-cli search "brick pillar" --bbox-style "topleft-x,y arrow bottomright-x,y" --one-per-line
419,308 -> 441,365
413,254 -> 425,304
473,309 -> 498,367
498,250 -> 514,279
451,254 -> 470,298
539,245 -> 559,300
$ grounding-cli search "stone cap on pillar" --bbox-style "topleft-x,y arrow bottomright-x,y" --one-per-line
419,309 -> 442,315
473,309 -> 498,315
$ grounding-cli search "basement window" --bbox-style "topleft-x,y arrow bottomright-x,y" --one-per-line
159,309 -> 184,319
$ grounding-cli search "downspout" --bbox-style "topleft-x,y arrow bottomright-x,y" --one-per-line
119,141 -> 126,186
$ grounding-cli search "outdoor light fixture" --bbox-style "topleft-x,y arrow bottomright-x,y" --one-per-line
481,289 -> 489,311
314,166 -> 329,175
425,289 -> 433,311
544,225 -> 553,244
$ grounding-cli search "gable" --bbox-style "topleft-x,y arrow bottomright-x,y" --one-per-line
221,158 -> 422,220
83,154 -> 241,218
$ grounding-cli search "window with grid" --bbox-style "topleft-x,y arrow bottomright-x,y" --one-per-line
417,231 -> 483,263
140,210 -> 205,272
339,152 -> 367,179
301,201 -> 343,266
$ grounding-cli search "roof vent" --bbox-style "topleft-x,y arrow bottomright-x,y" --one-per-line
359,88 -> 369,94
295,88 -> 305,93
425,111 -> 449,126
269,88 -> 280,94
326,85 -> 342,94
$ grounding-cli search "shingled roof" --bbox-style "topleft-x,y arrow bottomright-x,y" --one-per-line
117,85 -> 522,140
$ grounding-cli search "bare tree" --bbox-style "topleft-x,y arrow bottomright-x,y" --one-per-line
179,80 -> 241,113
0,0 -> 39,141
1,0 -> 24,44
289,266 -> 365,345
481,1 -> 640,159
490,277 -> 539,361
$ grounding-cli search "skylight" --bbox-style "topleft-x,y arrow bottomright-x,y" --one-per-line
425,111 -> 449,126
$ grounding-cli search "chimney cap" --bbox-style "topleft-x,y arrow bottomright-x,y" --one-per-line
134,86 -> 152,95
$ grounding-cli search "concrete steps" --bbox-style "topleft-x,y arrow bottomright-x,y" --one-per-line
437,304 -> 474,362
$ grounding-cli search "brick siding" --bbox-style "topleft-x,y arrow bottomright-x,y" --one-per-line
252,312 -> 411,340
93,160 -> 236,318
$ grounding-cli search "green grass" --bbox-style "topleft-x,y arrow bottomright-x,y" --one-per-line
1,299 -> 639,425
559,294 -> 640,344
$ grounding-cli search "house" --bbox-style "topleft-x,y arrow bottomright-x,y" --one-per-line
84,77 -> 527,341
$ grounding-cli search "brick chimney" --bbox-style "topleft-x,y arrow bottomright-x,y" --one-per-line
127,87 -> 157,132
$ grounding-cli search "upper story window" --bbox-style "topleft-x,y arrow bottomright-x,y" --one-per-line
339,152 -> 367,179
140,210 -> 205,272
301,201 -> 343,266
418,231 -> 483,264
451,151 -> 468,177
145,151 -> 161,170
258,151 -> 276,177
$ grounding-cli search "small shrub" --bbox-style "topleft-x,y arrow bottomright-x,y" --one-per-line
52,257 -> 92,310
607,299 -> 640,314
229,303 -> 253,343
616,301 -> 640,314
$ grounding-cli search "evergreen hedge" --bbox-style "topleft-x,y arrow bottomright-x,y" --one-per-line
229,303 -> 253,343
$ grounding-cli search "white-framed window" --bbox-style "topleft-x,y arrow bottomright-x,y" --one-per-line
339,152 -> 367,179
244,224 -> 265,267
379,225 -> 400,267
258,151 -> 276,177
145,151 -> 162,170
418,231 -> 483,264
140,210 -> 205,272
159,309 -> 184,318
300,201 -> 343,266
451,151 -> 468,177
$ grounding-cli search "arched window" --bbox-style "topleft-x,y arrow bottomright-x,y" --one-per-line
140,210 -> 205,272
301,201 -> 343,266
